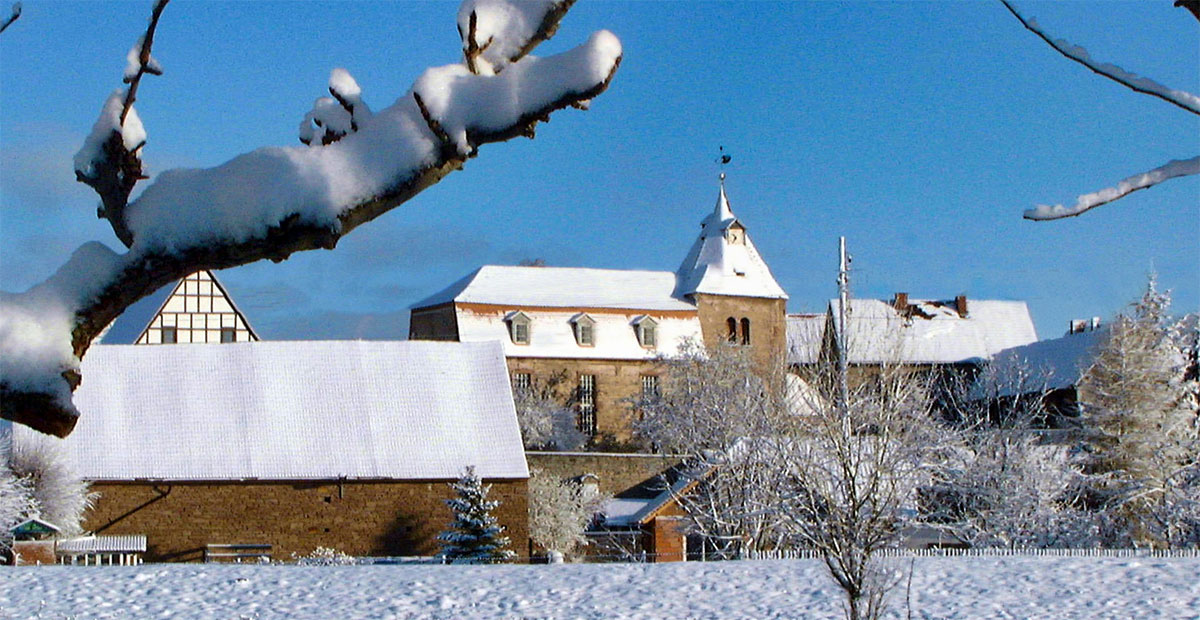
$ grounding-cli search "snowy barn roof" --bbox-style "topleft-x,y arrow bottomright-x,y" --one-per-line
831,298 -> 1038,364
674,180 -> 787,301
787,314 -> 827,365
10,341 -> 527,481
412,265 -> 696,311
987,328 -> 1108,395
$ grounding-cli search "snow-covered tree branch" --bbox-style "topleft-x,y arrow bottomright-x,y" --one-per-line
1001,0 -> 1199,221
0,0 -> 621,437
1022,157 -> 1200,221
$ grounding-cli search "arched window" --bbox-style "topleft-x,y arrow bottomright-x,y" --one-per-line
726,317 -> 738,343
741,318 -> 751,345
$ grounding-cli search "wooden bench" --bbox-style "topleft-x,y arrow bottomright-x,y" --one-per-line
204,543 -> 272,563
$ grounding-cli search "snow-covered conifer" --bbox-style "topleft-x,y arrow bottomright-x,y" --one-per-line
438,466 -> 516,564
1078,278 -> 1198,547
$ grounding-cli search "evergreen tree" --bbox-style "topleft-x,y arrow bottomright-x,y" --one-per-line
437,466 -> 516,564
1079,277 -> 1200,547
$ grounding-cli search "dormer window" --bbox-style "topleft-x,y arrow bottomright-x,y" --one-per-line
571,313 -> 596,347
506,310 -> 531,345
632,315 -> 658,349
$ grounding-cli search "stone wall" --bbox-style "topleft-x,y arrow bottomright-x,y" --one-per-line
508,357 -> 662,442
526,452 -> 681,495
84,478 -> 528,563
694,294 -> 787,370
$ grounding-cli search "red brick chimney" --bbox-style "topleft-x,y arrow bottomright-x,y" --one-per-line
955,295 -> 968,317
892,292 -> 908,311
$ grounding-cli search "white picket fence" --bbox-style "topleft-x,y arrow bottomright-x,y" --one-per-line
746,547 -> 1200,560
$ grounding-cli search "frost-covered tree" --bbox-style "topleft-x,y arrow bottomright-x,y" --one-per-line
1077,279 -> 1199,547
515,379 -> 586,451
0,0 -> 622,438
785,364 -> 942,620
1,430 -> 95,540
527,468 -> 607,561
1002,0 -> 1199,221
632,340 -> 804,557
438,466 -> 516,564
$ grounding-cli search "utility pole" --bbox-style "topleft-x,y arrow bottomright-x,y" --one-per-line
837,236 -> 851,411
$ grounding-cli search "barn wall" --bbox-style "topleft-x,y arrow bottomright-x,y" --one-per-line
84,478 -> 528,562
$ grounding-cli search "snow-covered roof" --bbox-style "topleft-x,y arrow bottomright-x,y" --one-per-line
10,341 -> 527,481
832,298 -> 1038,364
674,179 -> 788,301
455,306 -> 702,361
786,314 -> 826,365
57,535 -> 147,554
412,265 -> 696,311
987,329 -> 1107,395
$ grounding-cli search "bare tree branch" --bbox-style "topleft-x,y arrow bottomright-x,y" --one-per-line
0,2 -> 20,35
1001,0 -> 1200,117
1023,156 -> 1200,221
121,0 -> 168,124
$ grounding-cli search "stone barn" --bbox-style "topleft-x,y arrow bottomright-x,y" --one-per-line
7,340 -> 528,562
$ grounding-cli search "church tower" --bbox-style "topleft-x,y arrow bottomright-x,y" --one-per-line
674,174 -> 788,368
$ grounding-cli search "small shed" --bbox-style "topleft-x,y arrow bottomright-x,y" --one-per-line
56,535 -> 147,566
8,518 -> 62,566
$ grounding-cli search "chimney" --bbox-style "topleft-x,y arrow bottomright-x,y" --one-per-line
892,292 -> 908,311
1090,316 -> 1101,330
955,294 -> 968,317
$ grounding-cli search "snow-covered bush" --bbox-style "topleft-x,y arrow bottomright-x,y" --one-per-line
438,466 -> 516,564
293,546 -> 359,566
528,468 -> 608,560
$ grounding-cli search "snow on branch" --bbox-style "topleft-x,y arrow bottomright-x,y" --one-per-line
1001,0 -> 1200,117
74,0 -> 169,248
0,0 -> 622,437
1023,156 -> 1200,221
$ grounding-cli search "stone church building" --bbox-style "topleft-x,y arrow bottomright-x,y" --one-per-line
409,178 -> 790,441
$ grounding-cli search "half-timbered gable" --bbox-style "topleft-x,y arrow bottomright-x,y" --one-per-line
98,270 -> 258,345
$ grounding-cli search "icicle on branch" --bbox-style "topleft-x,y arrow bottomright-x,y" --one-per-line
0,2 -> 20,34
1023,156 -> 1200,221
1001,0 -> 1200,117
1,0 -> 621,438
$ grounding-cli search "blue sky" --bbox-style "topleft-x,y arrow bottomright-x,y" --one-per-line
1,1 -> 1196,341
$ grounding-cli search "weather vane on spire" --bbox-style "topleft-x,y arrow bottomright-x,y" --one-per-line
715,146 -> 731,181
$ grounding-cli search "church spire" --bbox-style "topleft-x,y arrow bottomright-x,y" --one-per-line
673,174 -> 787,301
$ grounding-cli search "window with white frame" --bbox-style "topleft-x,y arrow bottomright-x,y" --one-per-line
577,374 -> 596,435
633,316 -> 658,348
572,314 -> 596,347
641,375 -> 660,400
507,311 -> 531,345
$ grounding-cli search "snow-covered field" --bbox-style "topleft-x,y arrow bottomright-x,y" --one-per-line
3,557 -> 1198,619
